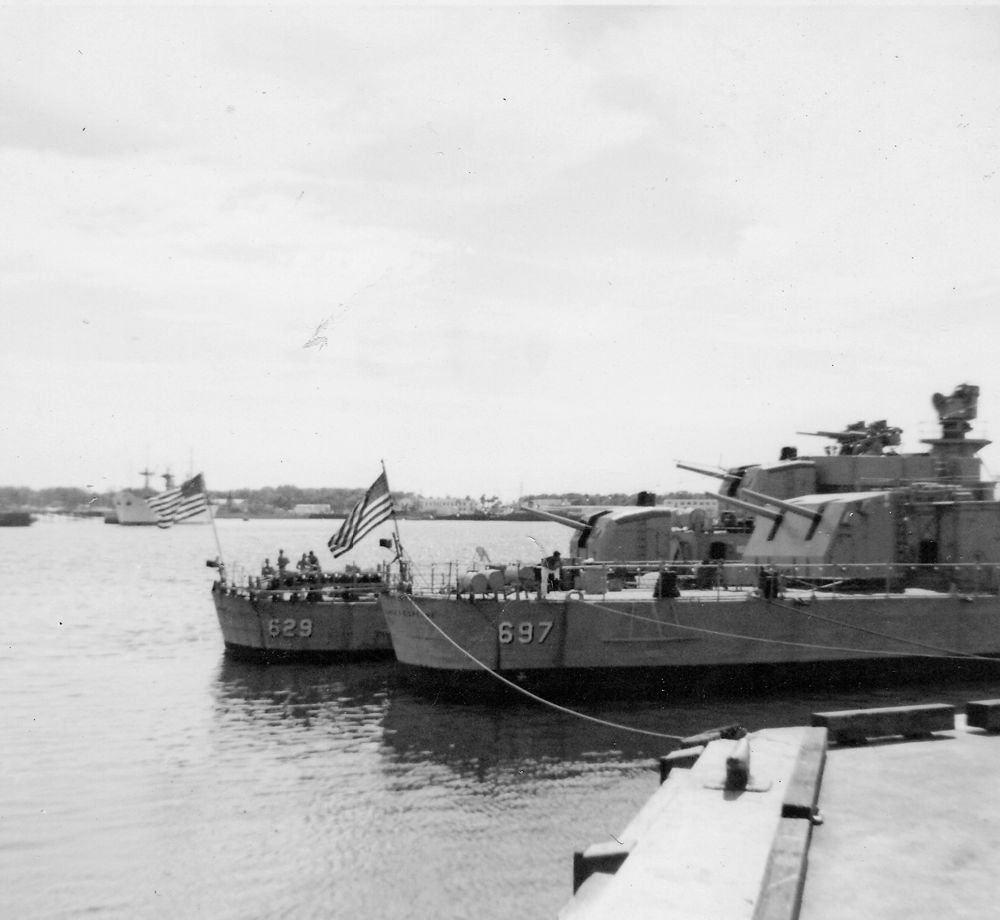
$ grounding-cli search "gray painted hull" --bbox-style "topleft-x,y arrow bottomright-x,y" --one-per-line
213,586 -> 394,661
380,587 -> 1000,681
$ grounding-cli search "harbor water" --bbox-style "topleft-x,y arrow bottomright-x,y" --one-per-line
7,517 -> 1000,920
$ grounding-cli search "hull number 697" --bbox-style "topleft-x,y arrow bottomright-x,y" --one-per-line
498,621 -> 553,644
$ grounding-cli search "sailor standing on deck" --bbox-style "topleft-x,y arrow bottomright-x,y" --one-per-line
758,565 -> 780,600
277,549 -> 289,573
541,550 -> 563,596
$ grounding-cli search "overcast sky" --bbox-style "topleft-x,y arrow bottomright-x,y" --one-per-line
4,4 -> 1000,499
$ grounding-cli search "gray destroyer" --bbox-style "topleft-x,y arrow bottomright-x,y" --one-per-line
380,384 -> 1000,698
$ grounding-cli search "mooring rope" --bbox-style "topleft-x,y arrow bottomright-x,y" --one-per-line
767,596 -> 1000,663
403,595 -> 687,743
579,596 -> 1000,663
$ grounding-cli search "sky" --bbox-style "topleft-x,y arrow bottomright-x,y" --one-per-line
4,4 -> 1000,500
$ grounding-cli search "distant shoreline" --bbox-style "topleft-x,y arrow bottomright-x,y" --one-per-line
212,512 -> 537,522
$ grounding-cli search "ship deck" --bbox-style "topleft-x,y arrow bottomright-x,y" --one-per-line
411,584 -> 978,604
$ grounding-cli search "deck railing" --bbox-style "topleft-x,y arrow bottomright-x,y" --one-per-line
399,560 -> 1000,598
218,557 -> 1000,599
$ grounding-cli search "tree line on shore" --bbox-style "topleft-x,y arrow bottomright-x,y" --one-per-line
0,485 -> 704,514
0,484 -> 378,514
1,484 -> 701,514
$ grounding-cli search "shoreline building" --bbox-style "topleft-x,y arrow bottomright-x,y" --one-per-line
659,494 -> 720,520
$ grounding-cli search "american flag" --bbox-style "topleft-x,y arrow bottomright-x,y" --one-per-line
328,471 -> 394,557
147,473 -> 209,529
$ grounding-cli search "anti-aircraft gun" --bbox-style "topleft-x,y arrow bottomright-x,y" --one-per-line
797,419 -> 902,456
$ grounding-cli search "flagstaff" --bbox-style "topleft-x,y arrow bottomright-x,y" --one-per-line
204,477 -> 225,570
381,458 -> 406,562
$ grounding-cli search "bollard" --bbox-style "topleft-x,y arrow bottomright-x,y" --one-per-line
726,736 -> 751,791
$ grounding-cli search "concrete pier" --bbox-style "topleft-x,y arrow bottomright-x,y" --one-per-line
800,705 -> 1000,920
560,702 -> 1000,919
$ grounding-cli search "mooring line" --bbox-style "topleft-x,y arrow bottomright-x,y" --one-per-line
768,596 -> 1000,663
581,596 -> 1000,663
403,595 -> 686,743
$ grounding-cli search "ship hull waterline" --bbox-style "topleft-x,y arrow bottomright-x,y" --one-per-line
212,588 -> 395,663
379,589 -> 1000,699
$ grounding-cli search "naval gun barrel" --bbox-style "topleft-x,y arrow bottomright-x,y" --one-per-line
740,489 -> 824,524
517,505 -> 589,532
677,461 -> 740,482
708,492 -> 781,522
796,430 -> 865,441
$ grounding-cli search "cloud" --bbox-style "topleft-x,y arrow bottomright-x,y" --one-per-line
4,6 -> 1000,492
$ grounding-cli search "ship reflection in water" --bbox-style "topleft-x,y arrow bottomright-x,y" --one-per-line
213,657 -> 877,778
212,657 -> 714,787
213,656 -> 1000,777
212,657 -> 665,774
214,657 -> 395,727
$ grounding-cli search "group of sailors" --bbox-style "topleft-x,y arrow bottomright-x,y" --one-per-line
261,548 -> 322,578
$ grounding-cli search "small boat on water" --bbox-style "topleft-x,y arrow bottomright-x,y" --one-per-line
380,383 -> 1000,699
0,511 -> 33,526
